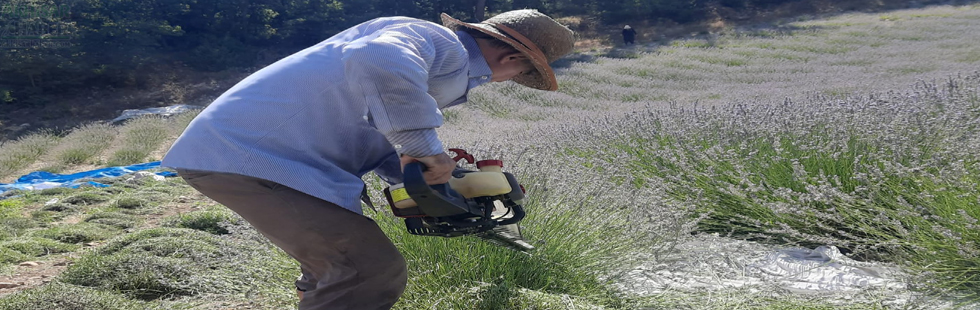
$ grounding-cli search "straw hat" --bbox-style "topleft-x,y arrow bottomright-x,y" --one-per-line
441,9 -> 574,91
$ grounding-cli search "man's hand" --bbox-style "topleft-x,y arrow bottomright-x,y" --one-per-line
401,153 -> 455,185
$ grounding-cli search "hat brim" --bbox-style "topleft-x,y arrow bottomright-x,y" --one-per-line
441,13 -> 558,91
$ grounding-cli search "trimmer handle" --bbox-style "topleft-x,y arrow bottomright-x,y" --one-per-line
448,148 -> 475,164
403,162 -> 471,217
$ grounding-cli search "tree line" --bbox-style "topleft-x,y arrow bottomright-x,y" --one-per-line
0,0 -> 900,108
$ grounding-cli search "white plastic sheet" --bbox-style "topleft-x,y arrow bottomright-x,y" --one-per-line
621,234 -> 914,305
111,104 -> 202,123
747,245 -> 905,293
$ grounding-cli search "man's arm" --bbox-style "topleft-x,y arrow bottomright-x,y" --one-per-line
344,22 -> 465,184
373,153 -> 403,185
342,22 -> 466,158
375,152 -> 456,185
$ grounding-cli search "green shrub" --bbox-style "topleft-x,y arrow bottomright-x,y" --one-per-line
37,187 -> 75,196
0,237 -> 77,257
30,210 -> 58,223
60,254 -> 199,300
112,197 -> 150,210
0,199 -> 25,219
106,149 -> 146,166
61,228 -> 229,300
0,218 -> 37,241
0,282 -> 151,310
0,247 -> 28,264
0,218 -> 36,230
107,116 -> 171,166
474,282 -> 619,310
32,223 -> 121,244
56,150 -> 93,166
575,73 -> 980,298
136,182 -> 183,195
0,189 -> 26,199
163,208 -> 240,235
63,192 -> 109,205
127,191 -> 169,203
40,203 -> 78,212
0,132 -> 59,179
84,212 -> 141,229
53,123 -> 116,166
96,186 -> 126,195
383,172 -> 653,310
60,227 -> 295,303
93,228 -> 217,255
90,177 -> 140,189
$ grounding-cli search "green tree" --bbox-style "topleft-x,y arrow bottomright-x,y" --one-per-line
0,0 -> 762,111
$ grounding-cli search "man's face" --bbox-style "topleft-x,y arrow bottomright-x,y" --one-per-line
476,38 -> 535,83
490,58 -> 533,82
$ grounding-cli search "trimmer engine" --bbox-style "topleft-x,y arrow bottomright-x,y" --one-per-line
383,149 -> 532,251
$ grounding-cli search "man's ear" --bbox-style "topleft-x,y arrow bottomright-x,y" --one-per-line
499,51 -> 527,65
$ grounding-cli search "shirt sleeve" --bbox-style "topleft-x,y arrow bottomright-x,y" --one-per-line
342,22 -> 465,158
373,153 -> 403,185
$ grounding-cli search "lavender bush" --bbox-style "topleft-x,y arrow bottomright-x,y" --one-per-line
441,5 -> 980,147
107,116 -> 172,166
0,132 -> 59,179
561,74 -> 980,296
433,4 -> 980,307
52,123 -> 116,167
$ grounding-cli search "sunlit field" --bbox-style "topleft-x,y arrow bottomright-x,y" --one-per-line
0,4 -> 978,310
440,4 -> 980,147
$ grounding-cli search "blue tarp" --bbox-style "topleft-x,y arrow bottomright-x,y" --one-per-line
0,161 -> 176,195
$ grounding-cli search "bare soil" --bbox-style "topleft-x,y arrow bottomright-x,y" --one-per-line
0,254 -> 75,297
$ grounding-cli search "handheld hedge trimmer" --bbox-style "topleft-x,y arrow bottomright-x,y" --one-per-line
383,149 -> 534,252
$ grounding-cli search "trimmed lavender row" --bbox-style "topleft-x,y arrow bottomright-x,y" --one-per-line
551,72 -> 980,297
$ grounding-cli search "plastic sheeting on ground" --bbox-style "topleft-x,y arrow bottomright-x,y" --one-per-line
111,104 -> 202,123
0,161 -> 176,195
747,245 -> 903,293
621,234 -> 918,307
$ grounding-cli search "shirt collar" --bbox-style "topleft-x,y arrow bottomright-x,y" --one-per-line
456,31 -> 493,89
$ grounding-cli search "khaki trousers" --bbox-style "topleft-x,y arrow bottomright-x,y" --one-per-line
177,169 -> 407,310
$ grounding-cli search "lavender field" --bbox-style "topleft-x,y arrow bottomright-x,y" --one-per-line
442,5 -> 980,142
1,4 -> 979,310
430,3 -> 980,309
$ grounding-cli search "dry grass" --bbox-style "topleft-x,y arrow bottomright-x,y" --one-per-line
0,109 -> 199,181
106,117 -> 173,166
45,123 -> 116,171
0,132 -> 59,180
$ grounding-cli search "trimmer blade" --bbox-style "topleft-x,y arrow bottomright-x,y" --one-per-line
478,224 -> 535,252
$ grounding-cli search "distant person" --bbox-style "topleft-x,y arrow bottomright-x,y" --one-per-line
622,25 -> 637,45
161,9 -> 574,310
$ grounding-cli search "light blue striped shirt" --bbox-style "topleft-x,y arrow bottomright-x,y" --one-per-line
162,17 -> 493,214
